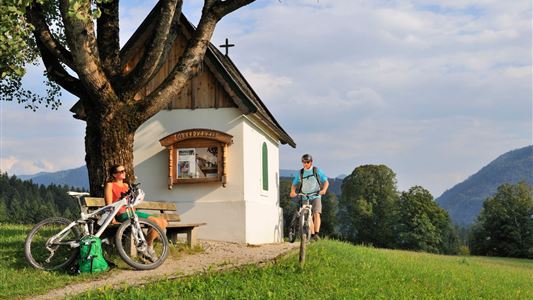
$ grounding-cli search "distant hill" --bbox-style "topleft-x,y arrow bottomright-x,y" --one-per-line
20,166 -> 343,195
436,145 -> 533,225
19,166 -> 89,190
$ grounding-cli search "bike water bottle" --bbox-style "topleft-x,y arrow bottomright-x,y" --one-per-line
97,210 -> 110,226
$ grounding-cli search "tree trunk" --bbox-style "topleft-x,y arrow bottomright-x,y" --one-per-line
85,113 -> 135,196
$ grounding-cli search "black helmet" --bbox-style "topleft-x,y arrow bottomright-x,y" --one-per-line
301,154 -> 313,162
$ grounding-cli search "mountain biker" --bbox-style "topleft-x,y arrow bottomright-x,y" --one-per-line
104,164 -> 168,260
289,154 -> 329,241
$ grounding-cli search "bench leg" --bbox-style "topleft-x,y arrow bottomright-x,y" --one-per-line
167,231 -> 178,244
187,229 -> 197,248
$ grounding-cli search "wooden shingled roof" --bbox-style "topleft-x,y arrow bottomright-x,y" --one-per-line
72,2 -> 295,148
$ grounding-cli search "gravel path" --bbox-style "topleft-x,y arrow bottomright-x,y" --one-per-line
30,240 -> 298,300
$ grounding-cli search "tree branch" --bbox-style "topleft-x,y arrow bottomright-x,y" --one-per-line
26,2 -> 76,71
120,0 -> 182,99
212,0 -> 256,20
37,38 -> 86,98
133,9 -> 220,123
59,0 -> 118,105
97,0 -> 120,78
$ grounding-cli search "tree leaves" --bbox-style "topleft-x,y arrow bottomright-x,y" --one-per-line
470,182 -> 533,258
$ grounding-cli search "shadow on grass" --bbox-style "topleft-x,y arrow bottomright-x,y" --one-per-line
0,239 -> 30,269
0,226 -> 31,237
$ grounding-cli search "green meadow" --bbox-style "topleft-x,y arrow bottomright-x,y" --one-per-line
77,240 -> 533,299
0,224 -> 101,299
1,224 -> 532,299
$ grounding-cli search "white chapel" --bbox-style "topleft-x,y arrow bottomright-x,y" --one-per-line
119,7 -> 295,244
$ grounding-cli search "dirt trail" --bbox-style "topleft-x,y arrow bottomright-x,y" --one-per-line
30,240 -> 298,300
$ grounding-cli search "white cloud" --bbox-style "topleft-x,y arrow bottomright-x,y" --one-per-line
2,0 -> 530,198
240,67 -> 293,100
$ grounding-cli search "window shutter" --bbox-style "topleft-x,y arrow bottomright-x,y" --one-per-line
262,142 -> 268,190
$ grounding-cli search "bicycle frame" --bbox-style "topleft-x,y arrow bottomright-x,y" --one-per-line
295,193 -> 318,237
48,194 -> 131,249
298,199 -> 314,237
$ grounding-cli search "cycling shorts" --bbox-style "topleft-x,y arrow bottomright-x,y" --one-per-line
116,211 -> 152,222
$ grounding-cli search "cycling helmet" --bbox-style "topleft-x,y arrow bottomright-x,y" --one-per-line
301,154 -> 313,162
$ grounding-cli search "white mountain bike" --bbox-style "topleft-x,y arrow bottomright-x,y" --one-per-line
24,183 -> 169,271
288,192 -> 318,266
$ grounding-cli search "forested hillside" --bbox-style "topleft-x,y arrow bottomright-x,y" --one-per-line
437,145 -> 533,225
0,173 -> 81,223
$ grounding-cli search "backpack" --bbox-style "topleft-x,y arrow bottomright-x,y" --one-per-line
79,235 -> 109,273
297,166 -> 322,193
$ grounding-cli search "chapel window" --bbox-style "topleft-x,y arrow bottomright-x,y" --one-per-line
262,142 -> 269,191
159,129 -> 233,189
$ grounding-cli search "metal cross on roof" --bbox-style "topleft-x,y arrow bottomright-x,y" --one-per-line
219,38 -> 235,56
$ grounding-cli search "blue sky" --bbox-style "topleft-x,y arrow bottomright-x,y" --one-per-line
1,0 -> 531,197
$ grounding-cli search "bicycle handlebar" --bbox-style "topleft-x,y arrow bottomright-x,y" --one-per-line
297,192 -> 319,197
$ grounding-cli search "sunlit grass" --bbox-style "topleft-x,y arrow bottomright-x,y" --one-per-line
0,223 -> 202,299
0,224 -> 96,299
76,239 -> 533,299
3,224 -> 532,299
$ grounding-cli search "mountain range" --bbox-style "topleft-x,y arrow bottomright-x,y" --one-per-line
18,165 -> 89,190
436,145 -> 533,225
15,145 -> 532,225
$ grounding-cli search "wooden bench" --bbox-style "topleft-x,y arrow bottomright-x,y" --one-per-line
83,197 -> 206,247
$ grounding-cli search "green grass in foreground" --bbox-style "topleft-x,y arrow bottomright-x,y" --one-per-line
75,239 -> 533,300
0,224 -> 99,299
0,223 -> 197,299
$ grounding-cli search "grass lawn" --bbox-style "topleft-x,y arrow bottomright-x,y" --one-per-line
0,224 -> 102,299
76,239 -> 533,300
0,223 -> 197,299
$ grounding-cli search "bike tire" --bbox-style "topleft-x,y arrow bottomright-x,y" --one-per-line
299,212 -> 307,265
24,217 -> 80,270
288,213 -> 298,243
115,218 -> 169,270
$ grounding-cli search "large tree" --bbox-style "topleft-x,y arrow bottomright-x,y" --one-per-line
338,164 -> 399,248
0,0 -> 254,195
469,182 -> 533,258
395,186 -> 458,254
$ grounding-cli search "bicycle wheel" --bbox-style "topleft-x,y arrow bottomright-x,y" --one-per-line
24,217 -> 81,270
299,212 -> 308,265
115,218 -> 169,270
288,213 -> 298,243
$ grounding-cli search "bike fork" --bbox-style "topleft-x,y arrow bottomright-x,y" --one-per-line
130,216 -> 148,251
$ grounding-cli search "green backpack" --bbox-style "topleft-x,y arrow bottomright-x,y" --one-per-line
79,235 -> 109,273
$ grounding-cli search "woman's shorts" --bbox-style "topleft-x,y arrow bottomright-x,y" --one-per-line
116,211 -> 152,222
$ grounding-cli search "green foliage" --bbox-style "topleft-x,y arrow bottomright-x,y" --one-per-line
0,172 -> 80,224
75,240 -> 533,299
0,1 -> 38,79
279,177 -> 295,238
338,164 -> 399,248
396,186 -> 459,254
0,0 -> 63,110
438,145 -> 533,225
469,182 -> 533,258
319,192 -> 339,237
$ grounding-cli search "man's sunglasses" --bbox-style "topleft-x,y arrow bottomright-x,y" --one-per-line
302,160 -> 312,164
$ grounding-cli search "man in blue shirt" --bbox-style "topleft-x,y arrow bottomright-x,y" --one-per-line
290,154 -> 329,240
